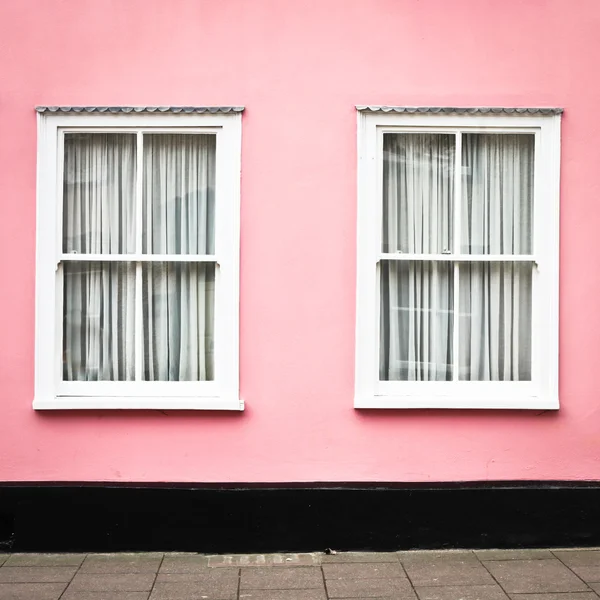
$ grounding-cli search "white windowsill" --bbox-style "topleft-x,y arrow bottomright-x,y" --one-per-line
33,396 -> 245,411
354,395 -> 559,410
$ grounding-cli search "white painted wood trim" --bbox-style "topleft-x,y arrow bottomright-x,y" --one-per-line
35,111 -> 242,410
354,110 -> 562,410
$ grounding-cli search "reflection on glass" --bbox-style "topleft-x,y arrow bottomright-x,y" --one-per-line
382,133 -> 455,254
63,133 -> 137,254
380,260 -> 454,381
142,262 -> 215,381
63,262 -> 136,381
143,134 -> 216,255
459,262 -> 532,381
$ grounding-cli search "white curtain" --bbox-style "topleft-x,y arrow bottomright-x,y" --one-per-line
380,133 -> 533,382
459,134 -> 533,380
380,133 -> 455,381
62,133 -> 215,382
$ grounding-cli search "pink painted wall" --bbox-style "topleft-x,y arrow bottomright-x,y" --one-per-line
0,0 -> 599,483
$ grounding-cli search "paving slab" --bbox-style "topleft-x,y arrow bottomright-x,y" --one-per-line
326,577 -> 416,598
553,550 -> 600,566
0,566 -> 78,582
0,582 -> 67,600
403,562 -> 495,587
239,591 -> 327,600
3,553 -> 86,567
150,581 -> 237,600
567,565 -> 600,582
157,568 -> 238,583
160,554 -> 209,572
483,559 -> 591,594
323,562 -> 406,580
241,566 -> 323,589
508,594 -> 598,600
475,549 -> 554,561
398,551 -> 480,566
415,585 -> 509,600
80,553 -> 163,573
61,592 -> 150,600
322,553 -> 399,564
67,573 -> 156,592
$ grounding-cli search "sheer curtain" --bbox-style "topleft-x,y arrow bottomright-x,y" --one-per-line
380,133 -> 455,381
62,133 -> 137,381
460,134 -> 533,381
62,133 -> 216,383
142,134 -> 216,381
379,132 -> 533,382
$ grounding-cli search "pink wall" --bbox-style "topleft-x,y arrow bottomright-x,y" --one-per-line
1,0 -> 599,483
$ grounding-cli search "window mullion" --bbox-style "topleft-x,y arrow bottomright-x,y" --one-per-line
452,132 -> 462,382
135,131 -> 144,382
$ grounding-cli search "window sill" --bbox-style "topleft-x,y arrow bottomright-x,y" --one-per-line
354,395 -> 559,410
33,396 -> 244,411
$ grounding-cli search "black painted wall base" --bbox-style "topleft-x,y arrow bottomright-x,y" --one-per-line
0,483 -> 599,553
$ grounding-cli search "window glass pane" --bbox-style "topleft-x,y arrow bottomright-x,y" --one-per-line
143,134 -> 216,255
461,134 -> 534,255
63,133 -> 137,254
142,262 -> 215,381
63,262 -> 136,381
459,262 -> 532,381
380,260 -> 454,381
382,133 -> 455,254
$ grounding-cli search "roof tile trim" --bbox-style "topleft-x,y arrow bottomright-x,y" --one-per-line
356,106 -> 563,115
35,106 -> 244,114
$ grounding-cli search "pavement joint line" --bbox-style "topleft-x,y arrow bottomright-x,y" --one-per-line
475,549 -> 512,598
148,552 -> 165,600
237,566 -> 241,600
550,550 -> 596,595
57,552 -> 88,600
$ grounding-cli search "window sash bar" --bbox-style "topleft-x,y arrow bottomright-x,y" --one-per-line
135,132 -> 144,382
452,132 -> 462,382
59,254 -> 218,263
378,253 -> 537,263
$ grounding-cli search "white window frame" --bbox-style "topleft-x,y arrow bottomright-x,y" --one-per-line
355,109 -> 561,410
35,110 -> 242,410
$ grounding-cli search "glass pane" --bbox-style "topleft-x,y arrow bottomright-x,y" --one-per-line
382,133 -> 455,254
63,262 -> 136,381
461,134 -> 534,255
459,262 -> 532,381
380,260 -> 454,381
63,133 -> 137,254
142,262 -> 215,381
143,134 -> 216,255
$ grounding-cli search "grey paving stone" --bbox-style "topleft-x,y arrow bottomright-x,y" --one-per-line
508,594 -> 597,600
239,591 -> 327,600
0,582 -> 67,600
569,565 -> 600,582
155,569 -> 239,598
67,573 -> 155,592
270,554 -> 322,567
61,592 -> 151,600
0,557 -> 6,568
483,559 -> 590,594
160,554 -> 209,572
326,577 -> 417,598
3,553 -> 86,567
241,566 -> 323,589
398,551 -> 480,566
589,582 -> 600,593
207,553 -> 321,567
157,568 -> 238,581
475,549 -> 554,561
415,585 -> 509,600
80,553 -> 163,573
322,552 -> 399,564
403,562 -> 494,587
0,566 -> 78,582
150,581 -> 237,600
553,550 -> 600,566
323,562 -> 407,579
